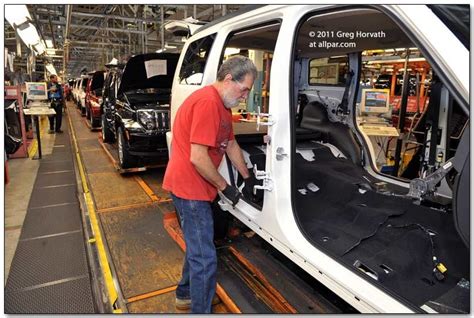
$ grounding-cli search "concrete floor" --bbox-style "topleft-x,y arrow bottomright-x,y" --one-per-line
4,116 -> 57,283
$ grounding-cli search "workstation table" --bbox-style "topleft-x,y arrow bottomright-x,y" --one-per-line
23,106 -> 56,159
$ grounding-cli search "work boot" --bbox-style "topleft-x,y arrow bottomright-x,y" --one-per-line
175,295 -> 220,310
175,298 -> 191,311
56,129 -> 64,133
48,129 -> 55,134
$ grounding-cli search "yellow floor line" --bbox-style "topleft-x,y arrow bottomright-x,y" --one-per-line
67,108 -> 122,313
134,176 -> 159,202
28,114 -> 50,158
97,201 -> 156,214
28,139 -> 38,158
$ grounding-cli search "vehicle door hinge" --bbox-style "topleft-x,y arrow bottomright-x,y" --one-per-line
253,164 -> 273,193
256,106 -> 275,131
276,147 -> 288,161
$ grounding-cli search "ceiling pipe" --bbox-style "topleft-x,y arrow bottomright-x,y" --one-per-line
64,4 -> 72,74
160,5 -> 165,51
47,7 -> 57,48
65,5 -> 72,39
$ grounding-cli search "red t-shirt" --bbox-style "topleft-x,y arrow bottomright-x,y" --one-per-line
163,85 -> 234,201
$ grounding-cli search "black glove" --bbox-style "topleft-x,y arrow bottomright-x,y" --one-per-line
242,173 -> 257,199
221,184 -> 242,207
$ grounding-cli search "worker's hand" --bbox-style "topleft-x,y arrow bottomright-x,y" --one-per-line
221,184 -> 241,207
242,172 -> 258,201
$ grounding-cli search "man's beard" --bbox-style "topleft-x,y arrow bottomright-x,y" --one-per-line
222,93 -> 240,109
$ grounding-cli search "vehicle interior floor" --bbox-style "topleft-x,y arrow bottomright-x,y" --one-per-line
293,142 -> 469,308
236,141 -> 469,309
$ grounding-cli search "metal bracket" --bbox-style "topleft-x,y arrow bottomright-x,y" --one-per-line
276,147 -> 288,161
256,106 -> 274,131
253,164 -> 273,194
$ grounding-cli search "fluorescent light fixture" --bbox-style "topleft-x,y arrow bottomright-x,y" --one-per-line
16,23 -> 41,47
5,5 -> 31,27
156,49 -> 165,53
367,57 -> 426,64
45,63 -> 57,75
45,39 -> 54,48
164,44 -> 177,49
32,42 -> 46,55
14,21 -> 47,55
224,47 -> 240,56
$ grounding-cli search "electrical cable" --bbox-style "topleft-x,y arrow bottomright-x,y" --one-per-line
388,223 -> 447,281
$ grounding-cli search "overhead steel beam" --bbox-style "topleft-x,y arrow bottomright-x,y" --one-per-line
48,7 -> 58,48
65,5 -> 72,39
160,5 -> 165,50
37,19 -> 147,34
196,5 -> 218,20
64,5 -> 72,75
197,5 -> 215,19
71,40 -> 126,47
72,11 -> 157,24
34,7 -> 64,16
72,34 -> 126,44
70,47 -> 107,51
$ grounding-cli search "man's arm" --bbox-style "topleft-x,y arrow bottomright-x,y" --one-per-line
190,143 -> 227,191
226,139 -> 250,179
59,84 -> 64,98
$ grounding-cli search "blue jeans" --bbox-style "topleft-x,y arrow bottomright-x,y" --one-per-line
171,193 -> 217,313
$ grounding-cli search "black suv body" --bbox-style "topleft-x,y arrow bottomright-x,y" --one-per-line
101,53 -> 179,169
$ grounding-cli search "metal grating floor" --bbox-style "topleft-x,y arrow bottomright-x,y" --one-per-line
5,277 -> 94,313
5,114 -> 96,313
6,232 -> 89,291
19,203 -> 82,240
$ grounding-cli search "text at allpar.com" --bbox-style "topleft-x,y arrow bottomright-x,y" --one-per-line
309,41 -> 357,49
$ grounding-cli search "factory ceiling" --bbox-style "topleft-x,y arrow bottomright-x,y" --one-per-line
4,4 -> 242,78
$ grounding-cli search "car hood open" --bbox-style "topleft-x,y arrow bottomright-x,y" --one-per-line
118,53 -> 179,96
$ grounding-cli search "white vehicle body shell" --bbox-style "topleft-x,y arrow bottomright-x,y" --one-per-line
170,5 -> 468,313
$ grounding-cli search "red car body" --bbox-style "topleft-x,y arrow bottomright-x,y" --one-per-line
85,71 -> 106,128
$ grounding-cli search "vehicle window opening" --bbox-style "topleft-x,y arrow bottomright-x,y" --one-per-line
178,34 -> 216,85
219,21 -> 282,210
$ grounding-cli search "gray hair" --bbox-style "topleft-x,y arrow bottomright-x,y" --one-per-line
216,55 -> 257,82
